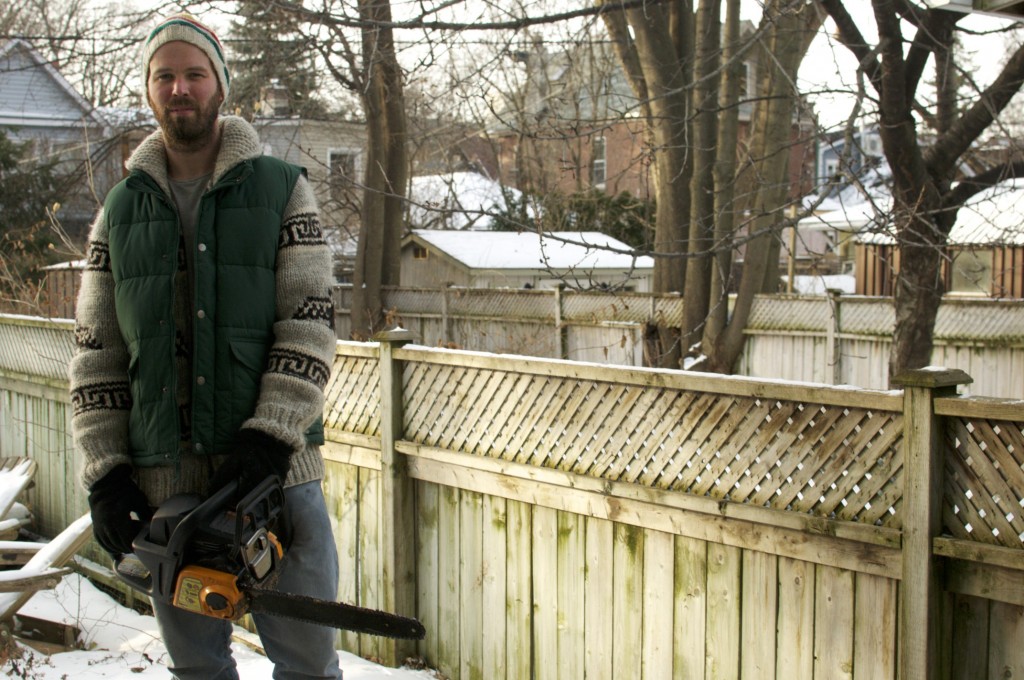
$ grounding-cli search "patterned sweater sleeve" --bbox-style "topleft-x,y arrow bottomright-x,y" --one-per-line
69,208 -> 134,489
240,173 -> 337,456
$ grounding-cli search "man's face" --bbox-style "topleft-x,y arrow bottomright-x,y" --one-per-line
147,41 -> 222,152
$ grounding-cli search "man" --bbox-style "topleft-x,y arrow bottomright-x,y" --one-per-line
69,14 -> 342,680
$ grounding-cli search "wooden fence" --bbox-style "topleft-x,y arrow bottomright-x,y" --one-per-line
332,286 -> 1024,399
1,313 -> 1023,679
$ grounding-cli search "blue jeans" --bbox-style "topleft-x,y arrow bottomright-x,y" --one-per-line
152,481 -> 343,680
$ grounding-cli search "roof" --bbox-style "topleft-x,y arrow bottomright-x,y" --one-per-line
407,171 -> 529,231
406,229 -> 654,271
0,39 -> 107,130
800,166 -> 1024,246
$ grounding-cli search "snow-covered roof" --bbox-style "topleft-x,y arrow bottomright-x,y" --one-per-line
800,166 -> 1024,246
407,171 -> 531,231
407,229 -> 654,271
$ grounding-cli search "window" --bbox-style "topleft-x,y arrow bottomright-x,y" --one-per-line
950,249 -> 993,296
591,136 -> 606,188
413,246 -> 428,260
328,150 -> 357,203
738,61 -> 750,100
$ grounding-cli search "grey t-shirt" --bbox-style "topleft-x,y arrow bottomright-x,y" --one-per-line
168,173 -> 212,302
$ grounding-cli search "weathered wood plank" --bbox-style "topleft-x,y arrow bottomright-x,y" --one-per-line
506,500 -> 532,679
814,565 -> 854,680
404,445 -> 903,579
776,558 -> 814,679
415,481 -> 440,665
323,461 -> 361,654
533,505 -> 558,680
612,523 -> 644,679
358,467 -> 384,662
945,558 -> 1024,607
705,543 -> 741,680
741,550 -> 778,679
584,517 -> 613,680
853,572 -> 897,680
482,495 -> 507,680
987,601 -> 1024,679
557,511 -> 585,680
641,529 -> 674,679
436,485 -> 461,680
947,595 -> 989,680
934,536 -> 1024,571
392,346 -> 904,411
673,535 -> 707,680
459,490 -> 484,680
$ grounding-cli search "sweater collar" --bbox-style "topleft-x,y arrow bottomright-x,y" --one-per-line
126,115 -> 263,197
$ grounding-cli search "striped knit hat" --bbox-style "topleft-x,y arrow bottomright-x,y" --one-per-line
143,13 -> 230,99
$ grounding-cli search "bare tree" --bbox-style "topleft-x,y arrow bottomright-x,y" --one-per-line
819,0 -> 1024,380
603,0 -> 823,369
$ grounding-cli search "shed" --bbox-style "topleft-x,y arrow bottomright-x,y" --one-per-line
400,230 -> 654,291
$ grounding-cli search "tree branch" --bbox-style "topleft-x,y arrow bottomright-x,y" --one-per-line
925,40 -> 1024,176
941,159 -> 1024,209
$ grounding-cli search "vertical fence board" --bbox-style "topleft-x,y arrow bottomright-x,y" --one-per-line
741,550 -> 778,679
777,557 -> 815,679
358,466 -> 383,662
674,535 -> 708,680
437,484 -> 461,679
416,481 -> 440,664
706,544 -> 741,680
482,495 -> 507,680
506,499 -> 532,679
323,460 -> 360,653
557,511 -> 585,680
612,523 -> 644,679
460,490 -> 484,680
853,572 -> 897,680
988,601 -> 1024,679
641,529 -> 674,678
813,565 -> 854,680
948,594 -> 989,680
584,516 -> 613,680
533,505 -> 558,680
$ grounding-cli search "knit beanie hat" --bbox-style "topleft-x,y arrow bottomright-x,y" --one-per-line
143,13 -> 230,99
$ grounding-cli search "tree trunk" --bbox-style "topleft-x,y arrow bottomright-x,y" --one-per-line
704,0 -> 822,373
682,0 -> 721,358
604,0 -> 693,367
351,0 -> 407,339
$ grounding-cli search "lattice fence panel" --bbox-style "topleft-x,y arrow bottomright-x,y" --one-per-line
402,362 -> 905,527
561,291 -> 683,326
323,353 -> 381,437
0,318 -> 75,380
943,417 -> 1024,548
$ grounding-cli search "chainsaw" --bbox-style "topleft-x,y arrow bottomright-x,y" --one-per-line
114,476 -> 425,640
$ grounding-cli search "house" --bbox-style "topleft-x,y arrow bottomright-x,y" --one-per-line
464,29 -> 814,207
799,167 -> 1024,298
0,39 -> 126,239
250,84 -> 365,282
400,229 -> 654,291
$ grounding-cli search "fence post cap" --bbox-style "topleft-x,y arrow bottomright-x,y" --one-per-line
890,367 -> 973,389
373,327 -> 416,343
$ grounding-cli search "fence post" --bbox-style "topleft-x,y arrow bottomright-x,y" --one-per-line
555,285 -> 566,359
826,289 -> 842,384
891,367 -> 972,680
373,327 -> 417,666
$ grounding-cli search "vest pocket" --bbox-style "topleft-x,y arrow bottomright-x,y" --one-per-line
222,338 -> 268,440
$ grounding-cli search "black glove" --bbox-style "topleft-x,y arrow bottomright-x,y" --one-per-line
209,428 -> 293,499
88,465 -> 152,557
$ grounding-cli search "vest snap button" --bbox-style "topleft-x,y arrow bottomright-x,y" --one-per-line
197,310 -> 206,319
196,376 -> 206,386
198,243 -> 207,252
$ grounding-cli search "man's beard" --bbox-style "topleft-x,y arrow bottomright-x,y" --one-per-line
158,97 -> 220,152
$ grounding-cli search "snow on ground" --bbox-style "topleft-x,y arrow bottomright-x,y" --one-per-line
4,572 -> 440,679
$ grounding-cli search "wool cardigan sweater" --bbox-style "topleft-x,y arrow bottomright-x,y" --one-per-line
70,116 -> 336,504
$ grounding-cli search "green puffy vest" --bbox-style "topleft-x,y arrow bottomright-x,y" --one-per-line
103,156 -> 324,467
